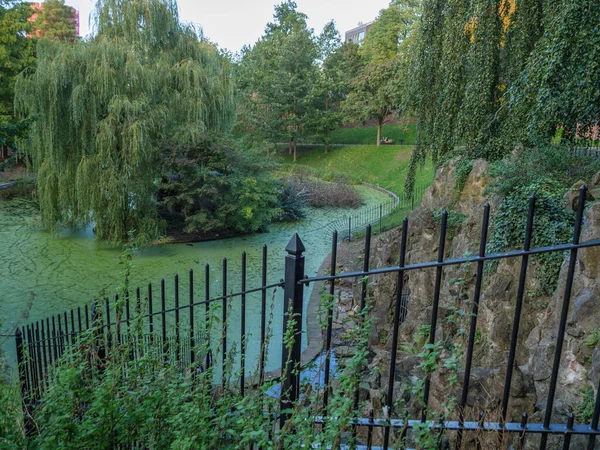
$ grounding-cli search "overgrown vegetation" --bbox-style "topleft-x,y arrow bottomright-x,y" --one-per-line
488,180 -> 575,294
158,135 -> 283,236
406,0 -> 600,193
489,144 -> 600,197
16,0 -> 236,244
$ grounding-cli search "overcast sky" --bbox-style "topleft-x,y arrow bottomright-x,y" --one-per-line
62,0 -> 389,53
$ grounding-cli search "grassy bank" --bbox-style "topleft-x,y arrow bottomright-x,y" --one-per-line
277,144 -> 433,196
328,123 -> 417,146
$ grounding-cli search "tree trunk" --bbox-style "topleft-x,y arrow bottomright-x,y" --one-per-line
377,122 -> 382,147
289,137 -> 293,155
293,139 -> 297,162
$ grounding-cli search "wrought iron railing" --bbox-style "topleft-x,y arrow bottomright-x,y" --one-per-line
13,186 -> 600,449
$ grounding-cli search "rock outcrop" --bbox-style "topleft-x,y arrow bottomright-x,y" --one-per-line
327,159 -> 600,449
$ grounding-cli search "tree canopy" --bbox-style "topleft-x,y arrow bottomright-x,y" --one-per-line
406,0 -> 600,192
32,0 -> 78,42
16,0 -> 235,244
0,0 -> 35,121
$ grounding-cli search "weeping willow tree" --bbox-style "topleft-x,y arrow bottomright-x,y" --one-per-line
16,0 -> 235,243
405,0 -> 545,192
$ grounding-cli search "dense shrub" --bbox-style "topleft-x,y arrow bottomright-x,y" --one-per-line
3,303 -> 373,449
158,135 -> 282,236
276,182 -> 308,221
489,143 -> 600,196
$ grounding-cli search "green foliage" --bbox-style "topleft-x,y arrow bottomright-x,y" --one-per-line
158,136 -> 281,235
0,115 -> 35,150
235,1 -> 319,161
0,328 -> 24,448
305,24 -> 353,152
454,158 -> 473,192
342,60 -> 400,146
32,0 -> 77,41
1,294 -> 376,448
16,0 -> 235,244
406,0 -> 599,193
0,0 -> 36,119
508,0 -> 600,141
488,180 -> 574,294
585,330 -> 600,348
276,182 -> 307,221
489,143 -> 600,197
360,0 -> 421,63
575,387 -> 595,423
433,208 -> 467,230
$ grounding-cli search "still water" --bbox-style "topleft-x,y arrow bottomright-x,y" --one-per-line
0,185 -> 390,372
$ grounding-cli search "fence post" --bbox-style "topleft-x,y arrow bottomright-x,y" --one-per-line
91,301 -> 106,372
348,216 -> 352,242
280,233 -> 305,428
15,328 -> 34,436
379,203 -> 383,233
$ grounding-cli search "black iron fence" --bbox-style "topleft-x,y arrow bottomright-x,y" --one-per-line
570,145 -> 600,159
327,183 -> 429,241
14,186 -> 600,449
15,246 -> 285,408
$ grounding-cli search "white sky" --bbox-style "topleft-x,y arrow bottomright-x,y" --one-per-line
62,0 -> 388,53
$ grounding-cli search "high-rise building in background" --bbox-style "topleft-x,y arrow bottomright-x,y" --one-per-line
28,2 -> 79,38
344,21 -> 373,45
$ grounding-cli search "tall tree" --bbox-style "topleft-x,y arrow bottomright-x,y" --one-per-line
235,1 -> 318,161
32,0 -> 77,41
307,21 -> 350,153
406,0 -> 568,193
0,0 -> 35,121
343,60 -> 399,146
360,0 -> 421,63
16,0 -> 235,243
508,0 -> 600,141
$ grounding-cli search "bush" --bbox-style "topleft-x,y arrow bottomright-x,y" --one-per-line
489,143 -> 600,197
285,176 -> 361,209
7,304 -> 374,449
276,182 -> 307,221
158,136 -> 281,236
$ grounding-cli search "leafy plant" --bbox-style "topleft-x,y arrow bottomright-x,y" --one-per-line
575,387 -> 595,423
585,330 -> 600,348
454,158 -> 474,193
488,180 -> 574,294
489,143 -> 600,197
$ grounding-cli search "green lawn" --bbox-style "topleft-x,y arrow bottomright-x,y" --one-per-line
328,123 -> 418,146
278,144 -> 434,196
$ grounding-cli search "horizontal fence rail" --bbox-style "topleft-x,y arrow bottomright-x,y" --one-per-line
13,185 -> 600,449
15,245 -> 285,410
326,183 -> 429,242
302,186 -> 600,449
569,145 -> 600,159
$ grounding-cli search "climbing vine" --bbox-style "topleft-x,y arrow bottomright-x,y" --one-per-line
488,180 -> 574,294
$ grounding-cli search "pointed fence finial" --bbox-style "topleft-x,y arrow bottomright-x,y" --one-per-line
285,233 -> 305,255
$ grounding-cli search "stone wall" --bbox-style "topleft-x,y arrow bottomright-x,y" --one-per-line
327,159 -> 600,448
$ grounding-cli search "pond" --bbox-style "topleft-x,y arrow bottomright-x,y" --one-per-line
0,185 -> 390,375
